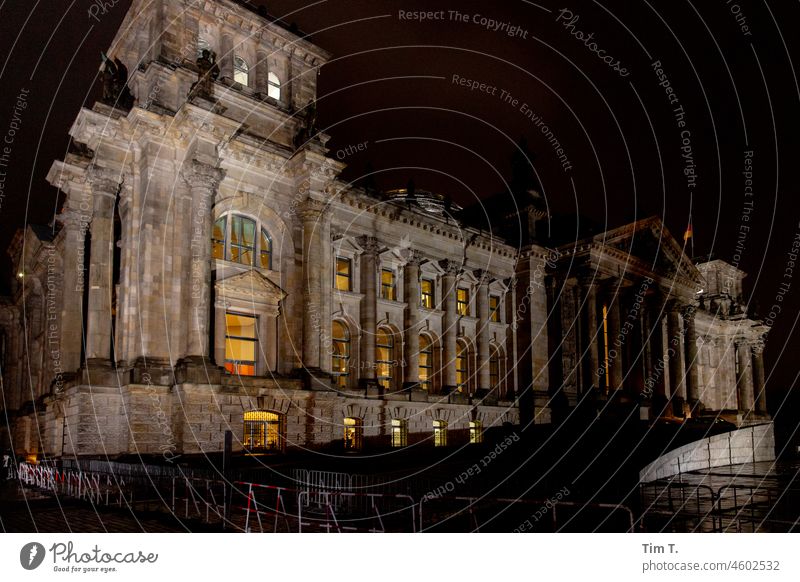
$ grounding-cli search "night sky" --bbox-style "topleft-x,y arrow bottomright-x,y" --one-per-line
1,1 -> 798,446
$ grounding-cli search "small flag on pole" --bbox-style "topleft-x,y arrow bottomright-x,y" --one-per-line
683,222 -> 693,241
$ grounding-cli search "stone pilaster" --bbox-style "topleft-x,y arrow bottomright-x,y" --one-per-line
667,304 -> 686,401
684,307 -> 700,408
475,269 -> 491,393
299,198 -> 331,378
577,275 -> 600,393
84,169 -> 119,363
752,340 -> 767,415
440,259 -> 460,393
57,208 -> 88,373
735,339 -> 755,413
255,49 -> 268,95
357,235 -> 379,389
183,161 -> 224,361
219,32 -> 234,80
606,294 -> 624,392
402,250 -> 423,389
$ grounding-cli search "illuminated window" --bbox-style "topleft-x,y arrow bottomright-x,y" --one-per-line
225,313 -> 257,376
213,213 -> 273,269
343,417 -> 363,451
489,295 -> 500,322
267,72 -> 281,100
489,347 -> 500,389
212,216 -> 226,260
243,410 -> 284,451
433,420 -> 447,447
391,419 -> 408,447
376,327 -> 394,390
230,214 -> 256,266
332,321 -> 350,389
335,257 -> 352,291
420,278 -> 435,309
469,420 -> 483,444
233,55 -> 249,85
456,340 -> 468,393
457,288 -> 470,316
260,230 -> 272,269
419,334 -> 433,391
381,268 -> 396,300
602,304 -> 610,391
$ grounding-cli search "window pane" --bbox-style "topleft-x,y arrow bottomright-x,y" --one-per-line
490,296 -> 500,322
421,279 -> 434,308
231,215 -> 241,245
335,257 -> 351,291
381,269 -> 395,300
226,313 -> 256,337
212,217 -> 226,260
241,217 -> 256,247
267,72 -> 281,100
260,230 -> 272,269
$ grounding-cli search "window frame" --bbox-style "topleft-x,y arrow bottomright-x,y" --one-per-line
224,311 -> 258,376
243,410 -> 285,452
420,278 -> 435,309
457,287 -> 470,316
456,340 -> 468,393
489,346 -> 500,389
267,72 -> 281,100
380,268 -> 397,301
469,420 -> 483,444
376,327 -> 394,390
335,257 -> 352,292
343,417 -> 363,451
489,295 -> 500,322
213,213 -> 274,270
391,418 -> 408,448
433,420 -> 448,447
332,320 -> 351,389
419,334 -> 434,391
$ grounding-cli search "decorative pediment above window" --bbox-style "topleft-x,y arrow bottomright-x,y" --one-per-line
215,269 -> 286,311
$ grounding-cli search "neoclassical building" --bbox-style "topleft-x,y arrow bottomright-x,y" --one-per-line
0,0 -> 769,460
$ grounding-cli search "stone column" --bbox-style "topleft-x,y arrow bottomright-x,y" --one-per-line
667,304 -> 686,400
184,161 -> 224,361
219,32 -> 234,80
357,235 -> 379,389
606,295 -> 624,391
213,300 -> 227,368
402,250 -> 422,389
84,171 -> 118,362
684,307 -> 700,407
58,207 -> 88,373
475,269 -> 491,393
735,339 -> 755,413
440,260 -> 460,393
255,49 -> 269,96
752,340 -> 767,415
578,276 -> 600,393
299,198 -> 330,377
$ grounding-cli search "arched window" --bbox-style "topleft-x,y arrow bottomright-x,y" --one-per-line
332,321 -> 350,389
376,327 -> 394,390
243,410 -> 284,451
456,340 -> 468,393
212,213 -> 274,269
267,72 -> 281,100
489,346 -> 500,389
234,55 -> 249,86
419,334 -> 433,391
433,420 -> 447,447
343,417 -> 363,451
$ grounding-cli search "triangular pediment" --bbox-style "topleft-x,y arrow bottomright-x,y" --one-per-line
597,216 -> 701,285
215,269 -> 286,303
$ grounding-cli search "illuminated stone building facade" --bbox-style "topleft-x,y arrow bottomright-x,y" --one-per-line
0,0 -> 769,459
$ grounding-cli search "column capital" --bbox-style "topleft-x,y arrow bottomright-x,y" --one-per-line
298,197 -> 327,222
439,259 -> 461,276
473,269 -> 491,286
183,160 -> 224,191
401,248 -> 424,266
751,339 -> 766,354
356,235 -> 381,255
86,165 -> 121,196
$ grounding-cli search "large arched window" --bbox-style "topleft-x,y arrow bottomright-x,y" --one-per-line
243,410 -> 284,451
376,327 -> 394,390
419,334 -> 433,391
234,55 -> 249,86
212,214 -> 274,270
267,72 -> 281,100
456,340 -> 468,393
332,321 -> 350,389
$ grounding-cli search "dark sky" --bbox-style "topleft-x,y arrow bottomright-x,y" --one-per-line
1,1 -> 798,443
